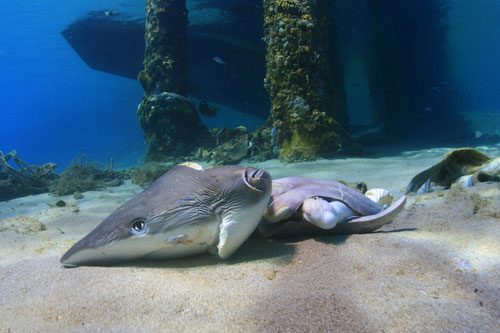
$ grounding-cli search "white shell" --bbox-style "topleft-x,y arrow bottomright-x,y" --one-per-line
365,188 -> 393,209
180,162 -> 203,170
456,175 -> 474,188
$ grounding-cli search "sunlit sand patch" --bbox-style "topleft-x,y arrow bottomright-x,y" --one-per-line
398,229 -> 500,273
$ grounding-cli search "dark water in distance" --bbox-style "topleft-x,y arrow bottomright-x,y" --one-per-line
0,0 -> 499,170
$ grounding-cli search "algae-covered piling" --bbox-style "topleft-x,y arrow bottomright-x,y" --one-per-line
138,0 -> 188,95
263,0 -> 347,162
137,0 -> 209,162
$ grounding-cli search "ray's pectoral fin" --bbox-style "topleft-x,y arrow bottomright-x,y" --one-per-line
263,204 -> 293,223
263,187 -> 320,223
214,210 -> 263,259
333,195 -> 407,234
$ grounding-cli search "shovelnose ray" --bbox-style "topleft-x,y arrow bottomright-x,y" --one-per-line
259,177 -> 407,237
60,165 -> 272,267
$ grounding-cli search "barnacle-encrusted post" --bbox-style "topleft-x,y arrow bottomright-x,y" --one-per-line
263,0 -> 346,161
136,0 -> 208,161
138,0 -> 188,95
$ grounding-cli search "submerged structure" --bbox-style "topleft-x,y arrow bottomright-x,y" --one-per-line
61,0 -> 471,163
136,0 -> 209,161
60,2 -> 269,118
263,0 -> 348,161
60,12 -> 145,80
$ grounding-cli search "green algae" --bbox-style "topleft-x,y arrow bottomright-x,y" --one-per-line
137,0 -> 212,162
50,156 -> 127,196
129,162 -> 172,188
263,0 -> 347,162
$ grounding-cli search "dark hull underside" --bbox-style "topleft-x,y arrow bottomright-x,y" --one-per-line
61,14 -> 269,117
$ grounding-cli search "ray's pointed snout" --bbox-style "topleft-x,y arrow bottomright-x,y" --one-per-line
60,229 -> 108,267
60,211 -> 126,267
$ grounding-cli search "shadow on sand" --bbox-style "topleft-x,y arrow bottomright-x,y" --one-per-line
61,228 -> 418,269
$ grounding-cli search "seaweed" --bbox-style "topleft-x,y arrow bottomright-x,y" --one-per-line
0,151 -> 130,200
50,156 -> 128,196
192,126 -> 278,164
193,126 -> 250,165
248,126 -> 277,162
128,162 -> 172,188
0,150 -> 58,202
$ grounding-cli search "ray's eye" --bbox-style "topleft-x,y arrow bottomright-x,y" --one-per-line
131,220 -> 147,235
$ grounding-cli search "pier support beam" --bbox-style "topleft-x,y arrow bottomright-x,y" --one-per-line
136,0 -> 207,161
138,0 -> 188,95
263,0 -> 347,161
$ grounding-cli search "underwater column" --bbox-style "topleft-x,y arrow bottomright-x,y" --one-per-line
136,0 -> 208,161
263,0 -> 346,161
366,0 -> 407,138
138,0 -> 187,95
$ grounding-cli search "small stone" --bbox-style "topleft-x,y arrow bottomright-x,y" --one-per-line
105,179 -> 124,187
55,200 -> 66,207
73,191 -> 84,200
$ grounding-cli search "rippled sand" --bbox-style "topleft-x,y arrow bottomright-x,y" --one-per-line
1,145 -> 499,332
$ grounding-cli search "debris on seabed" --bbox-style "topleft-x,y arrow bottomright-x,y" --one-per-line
454,258 -> 476,272
419,290 -> 440,299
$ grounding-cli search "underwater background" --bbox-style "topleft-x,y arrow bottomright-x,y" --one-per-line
1,0 -> 500,169
1,1 -> 146,169
1,1 -> 500,331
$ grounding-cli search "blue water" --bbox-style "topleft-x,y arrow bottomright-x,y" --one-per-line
1,0 -> 500,170
447,0 -> 500,110
0,1 -> 146,169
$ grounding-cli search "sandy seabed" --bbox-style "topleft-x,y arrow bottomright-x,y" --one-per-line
0,144 -> 499,332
